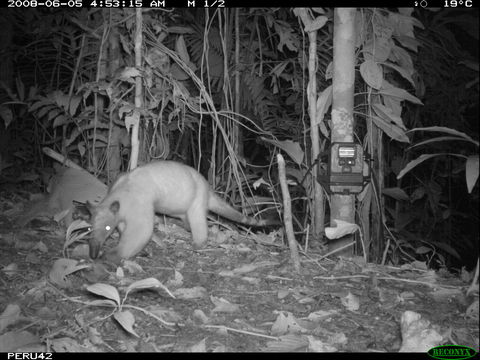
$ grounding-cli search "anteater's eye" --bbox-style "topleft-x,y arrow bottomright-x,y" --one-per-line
105,226 -> 111,231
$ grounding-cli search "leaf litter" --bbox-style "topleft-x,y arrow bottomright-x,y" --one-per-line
0,193 -> 478,352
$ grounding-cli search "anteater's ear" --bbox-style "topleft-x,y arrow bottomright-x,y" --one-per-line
73,200 -> 92,221
110,201 -> 120,214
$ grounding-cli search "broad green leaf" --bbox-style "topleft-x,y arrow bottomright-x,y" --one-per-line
382,61 -> 415,85
113,310 -> 139,337
466,155 -> 479,193
379,86 -> 423,105
261,138 -> 304,165
373,103 -> 407,130
389,45 -> 414,72
383,95 -> 402,117
362,38 -> 391,63
393,35 -> 420,53
382,187 -> 410,201
53,90 -> 69,110
85,299 -> 117,307
408,126 -> 479,146
29,98 -> 51,112
69,95 -> 82,116
0,106 -> 13,128
371,115 -> 409,143
397,154 -> 438,179
374,37 -> 393,62
271,61 -> 289,78
315,85 -> 332,138
52,114 -> 68,128
36,104 -> 55,119
126,277 -> 161,292
126,278 -> 175,299
410,187 -> 426,202
409,136 -> 474,149
87,283 -> 120,306
15,78 -> 25,101
64,221 -> 91,254
360,60 -> 383,89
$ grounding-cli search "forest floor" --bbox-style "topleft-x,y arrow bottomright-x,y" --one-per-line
0,188 -> 478,353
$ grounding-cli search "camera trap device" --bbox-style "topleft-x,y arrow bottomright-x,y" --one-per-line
321,142 -> 370,195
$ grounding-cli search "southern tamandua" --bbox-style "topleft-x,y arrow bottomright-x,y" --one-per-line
87,160 -> 279,262
17,167 -> 106,227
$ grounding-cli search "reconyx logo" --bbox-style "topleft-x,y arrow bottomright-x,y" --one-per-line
428,345 -> 478,360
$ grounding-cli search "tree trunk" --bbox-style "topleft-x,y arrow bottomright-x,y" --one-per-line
329,8 -> 356,256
